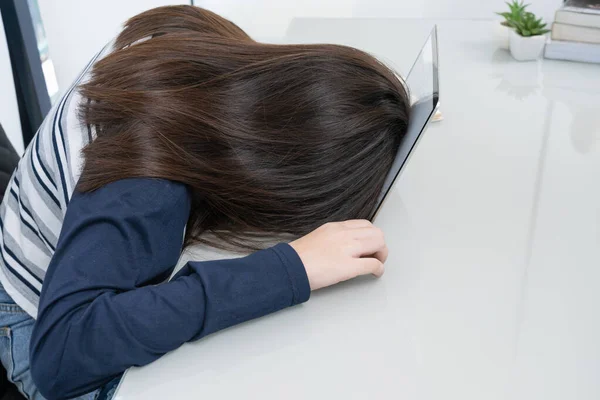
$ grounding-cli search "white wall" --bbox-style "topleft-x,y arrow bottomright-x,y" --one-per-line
200,0 -> 562,41
37,0 -> 183,95
39,0 -> 562,93
0,10 -> 24,155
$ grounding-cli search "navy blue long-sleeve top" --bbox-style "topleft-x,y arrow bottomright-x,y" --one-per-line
29,179 -> 310,400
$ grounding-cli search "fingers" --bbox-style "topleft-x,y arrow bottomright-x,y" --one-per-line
348,227 -> 387,262
353,257 -> 385,278
373,244 -> 389,264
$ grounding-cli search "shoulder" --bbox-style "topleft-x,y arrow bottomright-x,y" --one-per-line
71,178 -> 190,216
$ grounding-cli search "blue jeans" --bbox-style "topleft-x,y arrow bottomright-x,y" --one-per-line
0,282 -> 119,399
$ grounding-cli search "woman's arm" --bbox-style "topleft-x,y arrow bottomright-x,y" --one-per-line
29,179 -> 309,399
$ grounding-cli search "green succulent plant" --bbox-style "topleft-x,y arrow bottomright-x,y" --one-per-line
496,0 -> 529,27
511,12 -> 550,37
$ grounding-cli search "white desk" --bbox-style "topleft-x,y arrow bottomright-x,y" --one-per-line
114,20 -> 600,400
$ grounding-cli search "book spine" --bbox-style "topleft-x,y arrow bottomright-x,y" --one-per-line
552,23 -> 600,44
555,10 -> 600,29
545,50 -> 600,63
562,6 -> 600,16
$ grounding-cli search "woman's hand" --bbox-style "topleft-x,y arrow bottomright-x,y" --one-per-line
289,220 -> 388,291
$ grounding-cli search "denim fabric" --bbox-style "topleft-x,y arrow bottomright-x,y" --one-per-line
0,282 -> 109,400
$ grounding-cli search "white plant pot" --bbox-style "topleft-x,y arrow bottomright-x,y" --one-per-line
494,23 -> 512,50
509,29 -> 546,61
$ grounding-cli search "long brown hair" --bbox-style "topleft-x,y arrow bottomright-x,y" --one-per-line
78,5 -> 410,249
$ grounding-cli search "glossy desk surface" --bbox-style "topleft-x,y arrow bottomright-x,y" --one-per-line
115,20 -> 600,400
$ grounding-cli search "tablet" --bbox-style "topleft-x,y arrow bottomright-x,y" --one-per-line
370,26 -> 440,220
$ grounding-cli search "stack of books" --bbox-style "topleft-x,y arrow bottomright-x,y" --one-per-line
546,0 -> 600,63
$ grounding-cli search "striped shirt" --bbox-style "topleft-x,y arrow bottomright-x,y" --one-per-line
0,42 -> 114,317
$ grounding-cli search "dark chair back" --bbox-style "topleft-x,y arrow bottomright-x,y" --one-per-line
0,124 -> 20,201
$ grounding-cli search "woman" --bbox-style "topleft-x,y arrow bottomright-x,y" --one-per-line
0,5 -> 409,400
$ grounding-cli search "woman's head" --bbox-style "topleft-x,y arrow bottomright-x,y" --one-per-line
78,5 -> 410,249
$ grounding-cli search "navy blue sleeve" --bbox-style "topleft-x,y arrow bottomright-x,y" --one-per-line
29,179 -> 310,400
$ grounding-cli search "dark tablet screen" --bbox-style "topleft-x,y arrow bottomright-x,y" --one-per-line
370,27 -> 440,220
